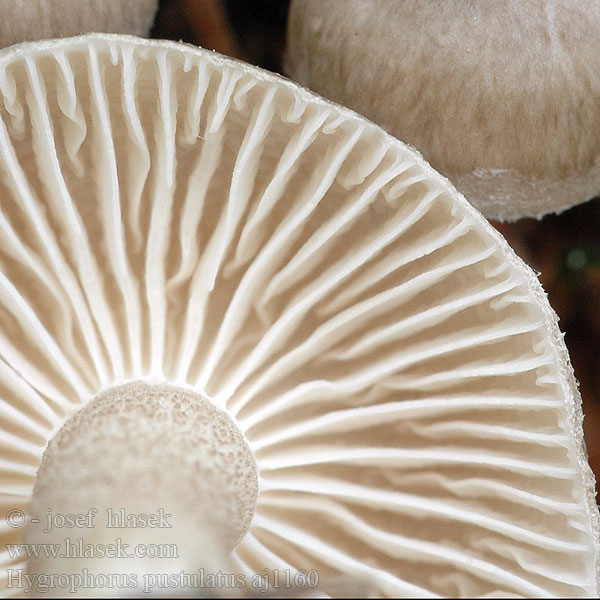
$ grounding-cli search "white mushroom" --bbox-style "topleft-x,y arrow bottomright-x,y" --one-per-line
0,34 -> 597,597
0,0 -> 158,47
25,382 -> 248,596
285,0 -> 600,221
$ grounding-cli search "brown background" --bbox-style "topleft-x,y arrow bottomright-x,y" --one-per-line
151,0 -> 600,497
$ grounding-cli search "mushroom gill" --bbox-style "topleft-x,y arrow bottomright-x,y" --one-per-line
0,34 -> 597,597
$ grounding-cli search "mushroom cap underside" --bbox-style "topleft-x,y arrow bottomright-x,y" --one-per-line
0,34 -> 597,597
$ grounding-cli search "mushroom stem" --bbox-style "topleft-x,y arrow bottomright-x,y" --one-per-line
24,382 -> 257,596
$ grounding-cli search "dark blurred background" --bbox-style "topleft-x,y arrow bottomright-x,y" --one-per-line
152,0 -> 600,495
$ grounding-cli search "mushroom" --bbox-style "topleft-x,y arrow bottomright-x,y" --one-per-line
284,0 -> 600,221
0,0 -> 158,47
0,33 -> 597,597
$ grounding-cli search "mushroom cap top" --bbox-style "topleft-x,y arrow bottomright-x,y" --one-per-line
285,0 -> 600,220
0,0 -> 158,47
0,33 -> 596,597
